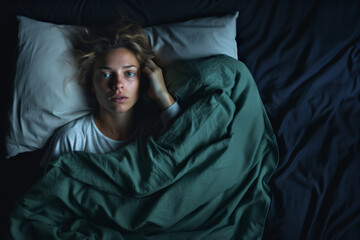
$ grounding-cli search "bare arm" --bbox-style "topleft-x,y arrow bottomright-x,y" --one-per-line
141,59 -> 175,110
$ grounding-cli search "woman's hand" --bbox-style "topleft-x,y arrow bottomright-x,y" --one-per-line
142,59 -> 175,110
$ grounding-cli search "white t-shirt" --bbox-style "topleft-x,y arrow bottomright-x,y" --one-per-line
40,102 -> 181,170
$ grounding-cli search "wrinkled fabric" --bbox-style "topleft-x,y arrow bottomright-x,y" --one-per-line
234,1 -> 360,239
8,56 -> 278,240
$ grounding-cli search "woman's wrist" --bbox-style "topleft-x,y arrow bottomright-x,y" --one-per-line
155,92 -> 175,110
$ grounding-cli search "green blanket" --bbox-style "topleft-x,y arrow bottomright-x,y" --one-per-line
8,55 -> 278,239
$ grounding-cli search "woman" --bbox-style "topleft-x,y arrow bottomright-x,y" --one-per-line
40,19 -> 181,170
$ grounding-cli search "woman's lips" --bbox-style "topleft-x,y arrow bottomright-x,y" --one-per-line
110,95 -> 128,103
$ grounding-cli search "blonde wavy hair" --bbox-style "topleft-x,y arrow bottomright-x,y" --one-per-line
73,18 -> 157,91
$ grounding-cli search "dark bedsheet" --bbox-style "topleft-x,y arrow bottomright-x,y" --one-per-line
234,1 -> 360,239
1,0 -> 359,239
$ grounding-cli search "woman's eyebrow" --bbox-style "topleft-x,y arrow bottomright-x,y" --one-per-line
122,65 -> 138,69
98,65 -> 138,70
99,66 -> 112,70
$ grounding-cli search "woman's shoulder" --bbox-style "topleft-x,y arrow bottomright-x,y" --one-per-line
40,114 -> 94,170
53,114 -> 93,141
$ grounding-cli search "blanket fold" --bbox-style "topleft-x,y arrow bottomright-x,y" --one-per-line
9,55 -> 278,240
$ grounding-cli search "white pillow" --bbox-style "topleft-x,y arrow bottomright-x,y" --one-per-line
6,13 -> 238,158
144,12 -> 238,65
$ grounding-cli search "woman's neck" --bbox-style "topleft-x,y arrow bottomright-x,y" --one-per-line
94,108 -> 136,141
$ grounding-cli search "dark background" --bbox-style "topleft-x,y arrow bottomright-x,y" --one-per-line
1,0 -> 359,239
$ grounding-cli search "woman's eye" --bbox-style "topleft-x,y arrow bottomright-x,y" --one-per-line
125,72 -> 135,77
100,72 -> 111,79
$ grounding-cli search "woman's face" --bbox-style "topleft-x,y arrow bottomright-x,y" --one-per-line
92,48 -> 141,115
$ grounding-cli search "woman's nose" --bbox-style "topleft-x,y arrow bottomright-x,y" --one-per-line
111,74 -> 124,90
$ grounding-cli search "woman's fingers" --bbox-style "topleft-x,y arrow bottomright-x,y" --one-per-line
141,65 -> 152,75
145,58 -> 158,70
142,60 -> 161,76
141,59 -> 175,110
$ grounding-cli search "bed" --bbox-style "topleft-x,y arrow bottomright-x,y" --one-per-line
1,0 -> 359,239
